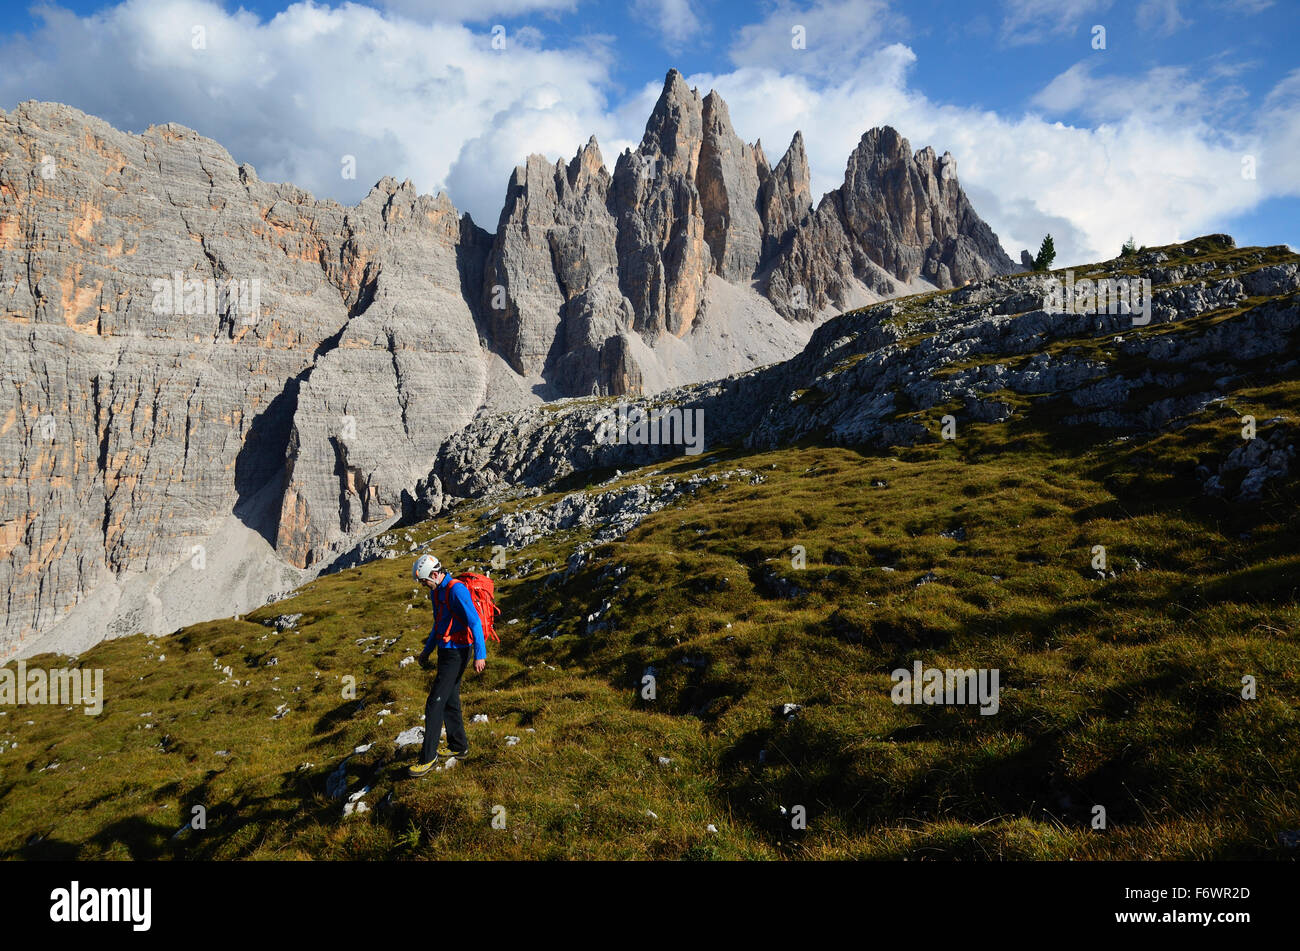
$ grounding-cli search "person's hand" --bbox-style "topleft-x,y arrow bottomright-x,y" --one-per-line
417,651 -> 431,669
474,658 -> 487,674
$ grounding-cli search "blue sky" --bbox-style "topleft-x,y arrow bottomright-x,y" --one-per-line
2,0 -> 1296,263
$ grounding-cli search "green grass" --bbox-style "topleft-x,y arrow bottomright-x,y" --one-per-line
3,374 -> 1297,860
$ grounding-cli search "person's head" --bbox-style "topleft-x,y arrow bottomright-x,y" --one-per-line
412,554 -> 447,589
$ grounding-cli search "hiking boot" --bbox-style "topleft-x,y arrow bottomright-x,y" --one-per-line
438,743 -> 470,759
407,758 -> 439,778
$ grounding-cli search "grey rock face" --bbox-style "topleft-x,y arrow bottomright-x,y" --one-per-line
1241,263 -> 1300,297
475,73 -> 827,400
1203,421 -> 1295,501
419,241 -> 1299,511
756,132 -> 813,266
608,70 -> 712,343
479,468 -> 758,548
0,101 -> 495,654
429,373 -> 773,504
484,139 -> 621,387
506,70 -> 1015,394
1,103 -> 357,653
746,262 -> 1294,452
277,180 -> 492,569
767,127 -> 1017,319
697,91 -> 765,283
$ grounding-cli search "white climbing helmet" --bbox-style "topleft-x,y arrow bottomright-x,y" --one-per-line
412,554 -> 442,582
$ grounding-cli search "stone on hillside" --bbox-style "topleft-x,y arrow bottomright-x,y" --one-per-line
394,727 -> 425,748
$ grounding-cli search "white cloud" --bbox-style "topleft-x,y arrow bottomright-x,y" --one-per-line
1136,0 -> 1190,35
1031,61 -> 1248,125
676,46 -> 1296,265
633,0 -> 703,51
1,0 -> 1294,268
446,95 -> 636,230
377,0 -> 580,23
1257,68 -> 1300,196
0,0 -> 620,228
998,0 -> 1113,46
728,0 -> 903,75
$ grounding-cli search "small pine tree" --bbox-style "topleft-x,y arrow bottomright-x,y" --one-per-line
1033,234 -> 1056,272
1120,235 -> 1137,258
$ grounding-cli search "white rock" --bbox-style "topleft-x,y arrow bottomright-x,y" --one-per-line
645,810 -> 658,819
353,743 -> 373,754
706,824 -> 718,834
394,727 -> 425,748
472,714 -> 489,723
657,756 -> 672,766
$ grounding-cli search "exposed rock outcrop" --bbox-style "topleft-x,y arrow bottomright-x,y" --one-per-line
0,103 -> 496,654
767,127 -> 1017,319
418,239 -> 1299,517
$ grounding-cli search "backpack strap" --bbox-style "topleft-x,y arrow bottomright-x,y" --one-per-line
437,579 -> 467,642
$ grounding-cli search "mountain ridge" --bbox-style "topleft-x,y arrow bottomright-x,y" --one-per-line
1,70 -> 1016,657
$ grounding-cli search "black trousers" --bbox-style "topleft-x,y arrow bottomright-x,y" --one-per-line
420,646 -> 471,762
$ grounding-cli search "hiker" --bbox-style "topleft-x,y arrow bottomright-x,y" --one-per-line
408,554 -> 487,778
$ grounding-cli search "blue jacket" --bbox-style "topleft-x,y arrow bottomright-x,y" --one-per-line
423,575 -> 487,660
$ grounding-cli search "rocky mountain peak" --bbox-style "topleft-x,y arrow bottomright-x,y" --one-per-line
757,131 -> 813,265
641,68 -> 704,170
765,124 -> 1015,319
567,136 -> 607,190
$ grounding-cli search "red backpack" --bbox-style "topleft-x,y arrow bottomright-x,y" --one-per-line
435,572 -> 501,645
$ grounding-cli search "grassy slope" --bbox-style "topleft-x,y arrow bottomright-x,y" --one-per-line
2,245 -> 1298,860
